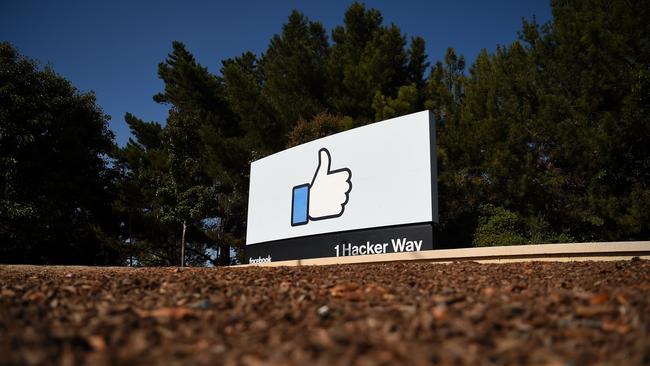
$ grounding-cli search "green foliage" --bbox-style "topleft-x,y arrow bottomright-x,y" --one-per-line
473,205 -> 574,247
518,0 -> 650,241
260,10 -> 330,137
0,42 -> 120,264
428,0 -> 649,246
286,112 -> 352,148
6,0 -> 649,265
328,3 -> 416,121
117,0 -> 650,263
372,84 -> 419,121
526,215 -> 574,245
220,52 -> 281,154
116,43 -> 231,266
473,205 -> 527,247
115,5 -> 434,265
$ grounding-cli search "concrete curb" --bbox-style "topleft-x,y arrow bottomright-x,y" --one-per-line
239,241 -> 650,267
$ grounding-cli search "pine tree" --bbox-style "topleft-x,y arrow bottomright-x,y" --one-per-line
260,10 -> 330,138
328,3 -> 410,122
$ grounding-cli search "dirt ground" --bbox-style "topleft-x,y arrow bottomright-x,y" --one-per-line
1,260 -> 649,365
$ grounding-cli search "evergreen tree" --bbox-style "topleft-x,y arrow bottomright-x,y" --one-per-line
431,0 -> 649,246
112,0 -> 650,265
286,112 -> 352,148
221,52 -> 281,154
517,0 -> 650,240
372,83 -> 419,121
114,113 -> 178,265
260,10 -> 330,139
117,42 -> 228,266
0,43 -> 120,264
328,2 -> 410,122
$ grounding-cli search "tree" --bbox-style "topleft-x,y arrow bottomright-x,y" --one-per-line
116,42 -> 228,266
220,52 -> 281,154
116,0 -> 650,266
372,83 -> 419,121
164,111 -> 219,267
126,41 -> 250,266
328,2 -> 411,122
151,42 -> 226,266
0,42 -> 120,264
114,113 -> 177,265
516,0 -> 650,241
260,10 -> 330,139
432,0 -> 649,246
423,47 -> 475,247
286,112 -> 352,148
407,37 -> 429,88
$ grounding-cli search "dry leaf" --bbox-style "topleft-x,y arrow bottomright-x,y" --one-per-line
86,335 -> 107,352
588,293 -> 608,305
136,307 -> 194,319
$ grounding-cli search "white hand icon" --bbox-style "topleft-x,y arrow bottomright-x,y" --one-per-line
290,148 -> 352,226
309,148 -> 352,220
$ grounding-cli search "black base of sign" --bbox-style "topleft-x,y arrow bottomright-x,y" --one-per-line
246,223 -> 434,264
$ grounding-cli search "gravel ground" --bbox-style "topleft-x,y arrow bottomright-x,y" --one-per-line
1,260 -> 649,365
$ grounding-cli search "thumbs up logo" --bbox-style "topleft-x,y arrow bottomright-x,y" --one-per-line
291,148 -> 352,226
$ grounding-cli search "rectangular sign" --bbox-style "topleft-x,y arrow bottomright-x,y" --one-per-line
246,110 -> 437,247
246,223 -> 434,263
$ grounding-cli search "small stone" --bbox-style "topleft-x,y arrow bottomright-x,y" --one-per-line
189,299 -> 211,310
317,305 -> 330,318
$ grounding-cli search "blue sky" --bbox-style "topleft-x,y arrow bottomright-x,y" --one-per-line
2,0 -> 552,146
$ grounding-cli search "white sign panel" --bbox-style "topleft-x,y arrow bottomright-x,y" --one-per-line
246,110 -> 437,245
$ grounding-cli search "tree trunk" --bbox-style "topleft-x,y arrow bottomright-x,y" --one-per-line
128,213 -> 133,266
217,215 -> 230,266
181,220 -> 187,267
218,243 -> 230,266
